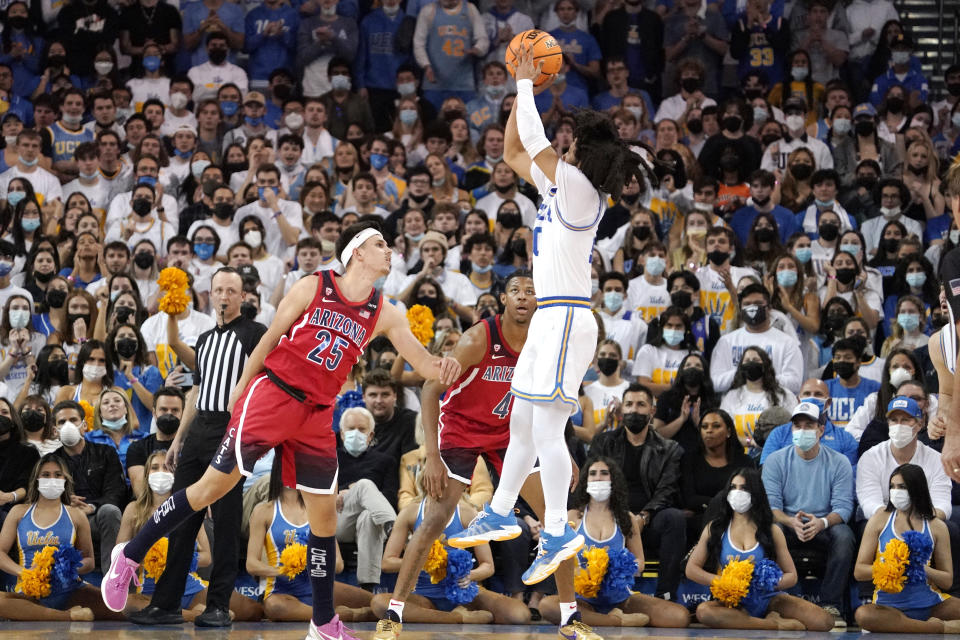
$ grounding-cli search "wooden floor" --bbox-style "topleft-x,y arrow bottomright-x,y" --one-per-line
0,621 -> 915,639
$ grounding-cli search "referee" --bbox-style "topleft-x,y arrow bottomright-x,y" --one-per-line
128,267 -> 266,626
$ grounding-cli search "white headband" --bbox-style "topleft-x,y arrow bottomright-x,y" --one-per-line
341,228 -> 384,267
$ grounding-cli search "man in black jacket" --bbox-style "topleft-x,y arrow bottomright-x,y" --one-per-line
335,406 -> 398,592
589,383 -> 685,600
52,400 -> 126,571
0,414 -> 40,527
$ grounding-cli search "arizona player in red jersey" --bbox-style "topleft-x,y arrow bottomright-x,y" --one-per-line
372,269 -> 599,640
101,221 -> 461,640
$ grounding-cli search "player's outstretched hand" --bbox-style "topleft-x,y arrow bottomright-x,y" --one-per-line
423,452 -> 448,500
508,42 -> 554,94
436,356 -> 462,385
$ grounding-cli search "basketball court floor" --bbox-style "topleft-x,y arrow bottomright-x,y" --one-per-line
0,622 -> 923,638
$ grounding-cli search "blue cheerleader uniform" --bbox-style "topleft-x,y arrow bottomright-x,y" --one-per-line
576,506 -> 632,613
136,536 -> 207,609
874,512 -> 948,620
16,503 -> 83,609
719,524 -> 783,617
262,501 -> 312,606
412,499 -> 471,612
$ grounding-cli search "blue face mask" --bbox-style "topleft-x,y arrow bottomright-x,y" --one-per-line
815,198 -> 835,208
776,269 -> 798,287
792,428 -> 819,451
191,159 -> 211,178
897,312 -> 920,332
603,290 -> 623,313
258,186 -> 278,202
19,156 -> 38,167
662,328 -> 684,346
905,272 -> 927,288
644,256 -> 666,276
0,260 -> 13,277
472,262 -> 492,274
220,100 -> 239,117
193,242 -> 215,261
143,55 -> 161,72
21,217 -> 40,232
7,191 -> 25,206
342,428 -> 368,456
399,109 -> 418,126
408,232 -> 425,242
244,115 -> 264,127
173,148 -> 192,159
138,175 -> 157,187
101,416 -> 128,431
369,153 -> 389,171
839,243 -> 860,256
794,247 -> 812,263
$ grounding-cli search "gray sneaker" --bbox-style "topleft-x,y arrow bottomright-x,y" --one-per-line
822,605 -> 846,629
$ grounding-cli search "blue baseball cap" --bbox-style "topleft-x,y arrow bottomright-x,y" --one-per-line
886,396 -> 922,420
853,103 -> 877,120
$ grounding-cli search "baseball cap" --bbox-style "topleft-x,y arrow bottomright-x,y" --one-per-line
792,400 -> 821,422
886,396 -> 922,419
853,103 -> 877,120
174,123 -> 197,137
784,96 -> 807,113
238,264 -> 260,284
244,91 -> 266,106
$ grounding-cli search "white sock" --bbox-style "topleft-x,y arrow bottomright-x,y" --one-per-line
489,398 -> 536,517
544,508 -> 566,537
559,601 -> 578,626
388,599 -> 404,622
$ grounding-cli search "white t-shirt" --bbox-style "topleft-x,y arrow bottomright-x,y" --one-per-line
187,62 -> 250,102
857,440 -> 952,519
720,385 -> 797,446
0,166 -> 62,204
630,343 -> 692,386
188,219 -> 239,260
106,191 -> 180,232
475,190 -> 538,228
599,308 -> 648,368
583,378 -> 630,426
62,178 -> 110,220
710,326 -> 804,394
254,253 -> 287,299
232,200 -> 306,259
760,135 -> 834,172
626,275 -> 670,323
140,308 -> 216,378
696,264 -> 759,332
126,77 -> 171,111
654,93 -> 717,123
398,268 -> 478,307
105,216 -> 178,257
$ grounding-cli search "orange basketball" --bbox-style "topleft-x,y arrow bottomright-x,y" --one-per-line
505,29 -> 563,86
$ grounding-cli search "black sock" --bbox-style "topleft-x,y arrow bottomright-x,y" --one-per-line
125,489 -> 196,563
309,533 -> 337,627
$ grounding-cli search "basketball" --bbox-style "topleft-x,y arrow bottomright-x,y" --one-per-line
505,29 -> 563,86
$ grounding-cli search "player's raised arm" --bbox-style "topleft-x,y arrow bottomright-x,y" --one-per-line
506,42 -> 560,184
379,301 -> 461,385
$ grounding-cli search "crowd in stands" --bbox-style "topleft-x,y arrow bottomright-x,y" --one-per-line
0,0 -> 958,629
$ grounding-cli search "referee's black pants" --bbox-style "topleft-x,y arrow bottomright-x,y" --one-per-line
151,410 -> 242,612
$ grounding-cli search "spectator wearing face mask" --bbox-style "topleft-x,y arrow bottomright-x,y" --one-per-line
51,399 -> 125,570
710,284 -> 803,394
721,347 -> 797,450
631,306 -> 695,397
626,243 -> 671,323
585,339 -> 630,430
0,292 -> 44,400
597,272 -> 648,370
760,380 -> 858,466
826,337 -> 881,429
0,402 -> 39,525
125,387 -> 185,494
335,407 -> 398,591
106,324 -> 163,437
869,34 -> 928,110
187,32 -> 249,103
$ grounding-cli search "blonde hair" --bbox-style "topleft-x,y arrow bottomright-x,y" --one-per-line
93,387 -> 139,436
134,450 -> 168,531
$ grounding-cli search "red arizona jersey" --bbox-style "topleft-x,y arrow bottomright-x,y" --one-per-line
264,270 -> 382,406
438,315 -> 518,450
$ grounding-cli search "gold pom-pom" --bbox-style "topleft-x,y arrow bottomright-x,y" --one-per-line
406,304 -> 435,346
159,288 -> 191,315
143,538 -> 168,580
279,543 -> 307,579
424,538 -> 448,583
873,538 -> 910,594
157,267 -> 189,292
78,400 -> 95,432
574,546 -> 609,598
710,557 -> 755,607
16,545 -> 56,598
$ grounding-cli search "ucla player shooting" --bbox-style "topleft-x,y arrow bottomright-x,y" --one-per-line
447,42 -> 657,640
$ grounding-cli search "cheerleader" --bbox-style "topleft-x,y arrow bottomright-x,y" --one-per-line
685,467 -> 834,631
539,457 -> 690,628
246,454 -> 374,622
854,463 -> 960,633
117,451 -> 210,620
0,453 -> 122,620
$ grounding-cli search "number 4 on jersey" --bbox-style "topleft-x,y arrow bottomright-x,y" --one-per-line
492,391 -> 513,419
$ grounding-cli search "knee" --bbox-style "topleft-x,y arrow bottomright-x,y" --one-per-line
664,602 -> 691,628
262,597 -> 282,621
695,602 -> 719,626
370,593 -> 391,618
828,524 -> 856,551
809,606 -> 837,632
656,508 -> 686,532
537,596 -> 561,624
504,601 -> 532,625
95,504 -> 122,527
353,479 -> 376,493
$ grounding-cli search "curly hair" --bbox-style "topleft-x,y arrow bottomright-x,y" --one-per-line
568,456 -> 634,538
571,109 -> 658,201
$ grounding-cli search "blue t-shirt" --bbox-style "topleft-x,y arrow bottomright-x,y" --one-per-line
759,419 -> 858,468
826,376 -> 881,427
551,27 -> 601,93
534,84 -> 590,112
730,204 -> 797,245
761,444 -> 854,520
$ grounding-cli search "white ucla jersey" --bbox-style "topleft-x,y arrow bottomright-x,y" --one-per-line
529,160 -> 605,300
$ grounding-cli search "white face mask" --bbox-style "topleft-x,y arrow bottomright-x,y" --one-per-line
586,480 -> 611,502
785,115 -> 805,132
94,60 -> 114,76
38,477 -> 65,500
169,92 -> 189,110
243,230 -> 263,248
727,489 -> 752,513
284,112 -> 304,130
148,470 -> 175,494
82,364 -> 106,382
888,422 -> 916,449
888,367 -> 912,388
58,422 -> 81,447
889,488 -> 911,511
880,206 -> 901,219
8,308 -> 29,329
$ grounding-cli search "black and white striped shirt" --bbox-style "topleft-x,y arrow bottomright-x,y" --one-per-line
193,316 -> 266,412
